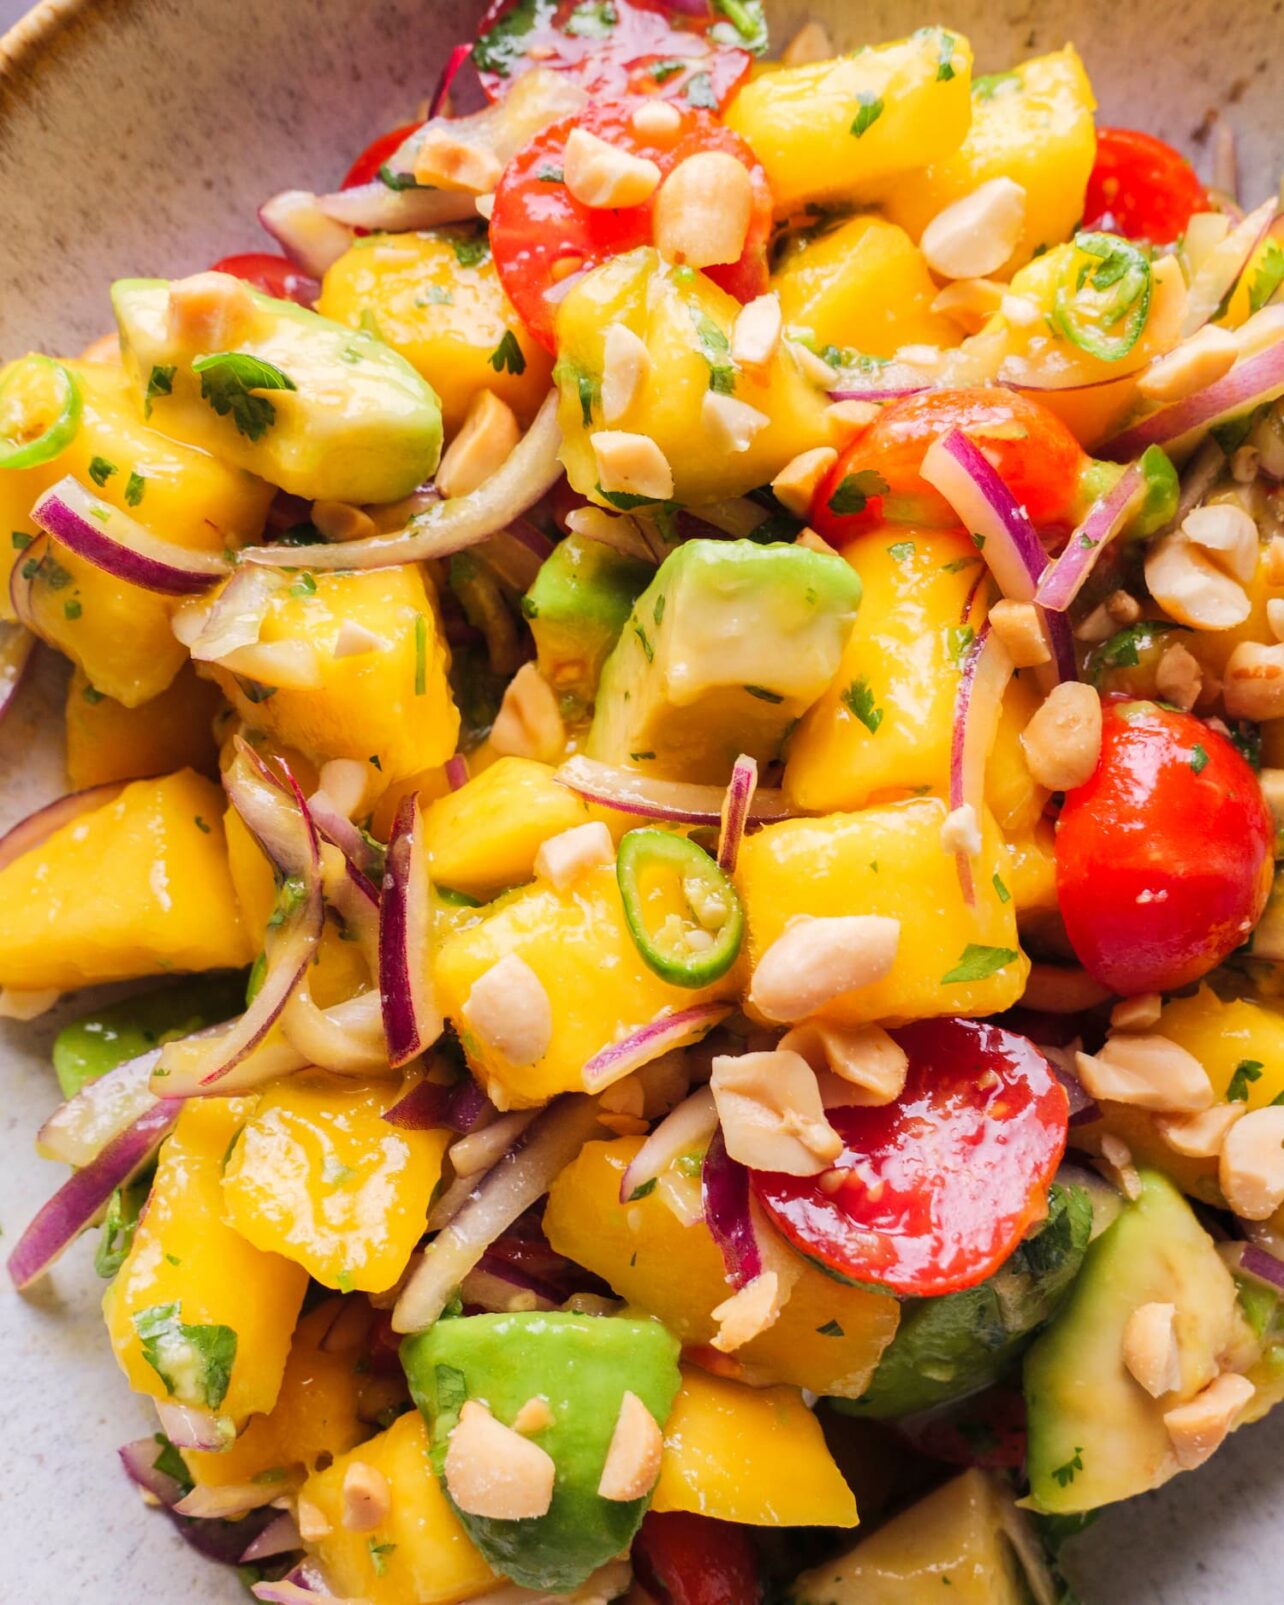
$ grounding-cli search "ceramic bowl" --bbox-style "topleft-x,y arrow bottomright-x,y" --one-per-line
0,2 -> 1280,1600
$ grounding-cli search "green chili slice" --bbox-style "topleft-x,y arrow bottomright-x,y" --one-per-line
1051,232 -> 1153,363
616,828 -> 743,988
0,354 -> 83,470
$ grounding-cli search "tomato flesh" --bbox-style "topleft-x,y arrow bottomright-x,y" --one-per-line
341,122 -> 423,190
810,387 -> 1089,546
491,99 -> 771,349
1056,700 -> 1273,996
208,253 -> 317,306
751,1017 -> 1069,1297
633,1511 -> 763,1605
1082,128 -> 1208,246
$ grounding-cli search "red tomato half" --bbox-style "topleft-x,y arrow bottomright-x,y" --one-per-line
341,122 -> 423,190
633,1512 -> 763,1605
810,388 -> 1089,546
752,1017 -> 1069,1297
491,99 -> 771,349
1082,128 -> 1209,246
1056,700 -> 1273,995
208,253 -> 317,306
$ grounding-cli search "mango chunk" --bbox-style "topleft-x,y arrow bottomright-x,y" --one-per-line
0,770 -> 250,991
65,663 -> 222,789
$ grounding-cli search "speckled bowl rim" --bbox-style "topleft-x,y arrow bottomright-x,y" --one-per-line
1,0 -> 95,86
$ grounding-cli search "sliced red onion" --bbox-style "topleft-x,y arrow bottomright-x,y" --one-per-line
618,1085 -> 717,1206
380,794 -> 442,1067
174,565 -> 285,664
0,621 -> 34,725
1035,461 -> 1146,612
239,391 -> 563,570
119,1437 -> 187,1506
450,1109 -> 539,1177
1101,338 -> 1284,460
430,41 -> 474,118
174,1481 -> 279,1520
241,1511 -> 303,1564
460,1253 -> 561,1314
1042,1047 -> 1101,1126
0,777 -> 128,876
481,522 -> 553,591
120,1437 -> 280,1564
382,1077 -> 453,1129
259,189 -> 352,280
7,1099 -> 179,1289
392,1093 -> 602,1332
155,1399 -> 234,1453
281,984 -> 386,1074
224,739 -> 317,874
253,1583 -> 357,1605
31,476 -> 228,595
949,623 -> 1014,905
447,1074 -> 498,1132
555,755 -> 788,827
583,1003 -> 733,1093
717,755 -> 757,875
1180,198 -> 1276,338
316,181 -> 478,231
445,753 -> 470,791
1235,1240 -> 1284,1293
828,383 -> 927,403
565,506 -> 657,565
308,787 -> 384,884
701,1126 -> 762,1288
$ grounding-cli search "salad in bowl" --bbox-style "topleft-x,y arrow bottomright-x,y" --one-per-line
3,1 -> 1284,1600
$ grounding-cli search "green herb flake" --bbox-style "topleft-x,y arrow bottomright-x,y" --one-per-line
942,943 -> 1020,984
95,1183 -> 146,1279
634,622 -> 654,662
88,456 -> 118,487
827,469 -> 889,516
941,555 -> 982,574
685,71 -> 718,109
435,1362 -> 469,1415
194,816 -> 211,835
850,92 -> 884,138
1189,744 -> 1209,774
63,598 -> 82,621
816,1319 -> 844,1337
489,329 -> 527,376
145,363 -> 176,417
451,234 -> 491,270
629,1178 -> 659,1201
124,471 -> 146,507
842,676 -> 883,734
993,873 -> 1011,904
947,623 -> 976,669
629,750 -> 656,762
936,32 -> 957,80
82,684 -> 105,705
972,69 -> 1019,101
888,540 -> 916,562
648,57 -> 686,84
564,0 -> 616,36
535,162 -> 565,183
11,531 -> 33,550
744,684 -> 784,703
132,1302 -> 238,1409
690,308 -> 737,394
654,592 -> 666,626
337,1270 -> 354,1294
151,1433 -> 194,1491
191,351 -> 297,442
1249,240 -> 1284,316
1228,1059 -> 1265,1102
1051,1447 -> 1084,1488
368,1541 -> 398,1578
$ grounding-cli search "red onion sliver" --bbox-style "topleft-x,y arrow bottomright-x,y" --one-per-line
240,1511 -> 303,1564
154,1399 -> 234,1452
379,794 -> 442,1067
583,1003 -> 733,1092
119,1437 -> 186,1506
0,621 -> 34,725
828,384 -> 929,403
717,755 -> 757,875
447,1074 -> 498,1133
308,787 -> 384,884
1180,199 -> 1276,339
701,1127 -> 763,1289
1101,338 -> 1284,460
0,777 -> 129,876
382,1077 -> 453,1129
555,754 -> 789,826
430,41 -> 474,118
281,984 -> 387,1074
31,476 -> 229,595
258,190 -> 351,280
316,181 -> 477,231
1035,460 -> 1146,613
253,1583 -> 360,1605
460,1253 -> 561,1313
1237,1241 -> 1284,1293
445,753 -> 469,792
949,623 -> 1015,905
618,1085 -> 717,1206
7,531 -> 42,630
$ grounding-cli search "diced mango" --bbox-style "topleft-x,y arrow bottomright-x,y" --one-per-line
221,1073 -> 450,1294
554,248 -> 830,507
988,672 -> 1047,835
884,48 -> 1097,274
1220,218 -> 1284,328
434,862 -> 737,1107
301,1410 -> 496,1605
544,1137 -> 899,1397
103,1098 -> 308,1424
65,663 -> 222,790
0,770 -> 250,991
724,28 -> 973,216
737,798 -> 1027,1026
653,1366 -> 858,1527
772,216 -> 960,361
318,232 -> 553,436
370,762 -> 453,842
1004,818 -> 1059,917
202,565 -> 458,783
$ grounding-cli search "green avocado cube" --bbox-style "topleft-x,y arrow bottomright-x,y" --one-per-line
524,533 -> 652,706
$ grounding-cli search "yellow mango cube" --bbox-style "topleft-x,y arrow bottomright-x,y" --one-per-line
301,1410 -> 496,1605
724,29 -> 973,216
555,248 -> 830,507
884,48 -> 1098,274
65,663 -> 222,790
103,1098 -> 308,1424
544,1136 -> 899,1398
654,1365 -> 858,1527
318,231 -> 552,436
434,862 -> 737,1106
222,1073 -> 450,1294
0,770 -> 251,991
737,798 -> 1027,1026
1220,218 -> 1284,328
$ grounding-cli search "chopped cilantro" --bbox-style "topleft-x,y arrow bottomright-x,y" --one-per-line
972,69 -> 1019,100
63,598 -> 82,621
690,308 -> 737,394
709,0 -> 767,52
1249,240 -> 1284,315
842,676 -> 883,733
744,684 -> 783,702
1051,1447 -> 1084,1488
850,92 -> 884,138
827,469 -> 889,516
414,614 -> 428,696
124,471 -> 146,507
634,622 -> 654,662
629,1178 -> 659,1201
145,363 -> 175,417
421,285 -> 454,306
942,943 -> 1019,984
564,0 -> 616,35
888,540 -> 916,562
10,531 -> 33,550
194,816 -> 212,834
489,329 -> 527,376
471,0 -> 541,77
941,555 -> 981,574
535,162 -> 565,182
1189,743 -> 1209,774
289,572 -> 317,598
1228,1059 -> 1264,1102
368,1541 -> 398,1578
191,351 -> 297,442
88,455 -> 117,487
451,234 -> 491,269
685,71 -> 717,109
132,1302 -> 237,1409
935,32 -> 957,80
82,684 -> 105,705
630,750 -> 656,761
947,623 -> 976,668
993,873 -> 1011,904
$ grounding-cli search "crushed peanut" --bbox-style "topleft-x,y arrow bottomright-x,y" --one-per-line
413,126 -> 503,193
311,500 -> 378,543
940,802 -> 982,856
921,178 -> 1027,280
1145,526 -> 1252,632
167,271 -> 254,349
786,340 -> 840,388
794,527 -> 838,555
701,390 -> 770,453
1219,1104 -> 1284,1219
654,152 -> 753,268
445,1400 -> 557,1519
511,1396 -> 555,1435
1154,640 -> 1203,712
1259,768 -> 1284,836
534,820 -> 615,891
1182,502 -> 1258,583
1020,681 -> 1102,792
630,99 -> 683,141
462,952 -> 554,1067
332,618 -> 390,659
710,1271 -> 786,1352
988,599 -> 1050,668
1122,1301 -> 1182,1398
341,1459 -> 391,1532
824,398 -> 880,445
296,1496 -> 332,1542
1163,1372 -> 1255,1471
564,127 -> 662,209
782,1020 -> 909,1107
1224,642 -> 1284,721
772,447 -> 838,517
1156,1102 -> 1245,1160
711,1048 -> 843,1175
601,324 -> 652,426
592,430 -> 674,502
490,661 -> 565,764
1075,1034 -> 1213,1114
930,276 -> 1006,333
749,913 -> 900,1023
597,1391 -> 664,1502
731,294 -> 783,369
436,390 -> 521,499
1110,993 -> 1164,1032
1098,1133 -> 1142,1200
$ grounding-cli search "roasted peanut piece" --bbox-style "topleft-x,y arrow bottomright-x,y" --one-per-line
772,447 -> 837,517
296,1496 -> 332,1542
711,1048 -> 843,1175
341,1460 -> 391,1532
512,1396 -> 555,1435
1220,1104 -> 1284,1219
1145,530 -> 1252,632
988,599 -> 1050,668
1181,502 -> 1258,584
701,391 -> 769,454
940,802 -> 982,856
1122,1301 -> 1181,1398
600,324 -> 652,426
1098,1132 -> 1142,1200
1106,589 -> 1142,625
710,1271 -> 786,1352
782,1020 -> 909,1107
462,952 -> 554,1066
921,179 -> 1027,280
1110,993 -> 1164,1032
825,398 -> 880,445
1020,681 -> 1102,791
1156,1102 -> 1244,1159
749,914 -> 901,1022
731,294 -> 783,368
654,152 -> 753,268
490,661 -> 565,763
311,500 -> 378,543
930,276 -> 1006,333
445,1400 -> 557,1519
592,431 -> 674,502
564,127 -> 662,209
1163,1372 -> 1255,1471
436,390 -> 521,499
597,1390 -> 664,1502
1137,325 -> 1239,403
1021,965 -> 1114,1013
781,18 -> 834,64
1224,642 -> 1284,721
630,99 -> 683,141
1075,1034 -> 1213,1114
534,821 -> 615,891
167,271 -> 254,349
413,127 -> 503,193
1154,640 -> 1203,712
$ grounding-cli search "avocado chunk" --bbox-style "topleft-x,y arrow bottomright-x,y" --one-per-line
842,1183 -> 1093,1421
587,539 -> 861,782
111,277 -> 442,503
402,1311 -> 681,1592
1024,1168 -> 1251,1515
524,533 -> 652,706
790,1470 -> 1034,1604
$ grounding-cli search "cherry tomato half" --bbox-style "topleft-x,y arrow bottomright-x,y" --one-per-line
490,99 -> 771,349
1056,700 -> 1273,995
633,1511 -> 763,1605
752,1017 -> 1069,1298
1082,128 -> 1209,246
810,388 -> 1089,546
208,253 -> 317,306
341,121 -> 423,190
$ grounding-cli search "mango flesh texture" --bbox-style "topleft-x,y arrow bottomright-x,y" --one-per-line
65,662 -> 222,788
204,565 -> 458,783
789,1470 -> 1029,1604
111,277 -> 442,503
737,797 -> 1027,1027
724,28 -> 973,216
318,231 -> 552,437
653,1365 -> 857,1527
554,248 -> 831,507
543,1137 -> 900,1397
525,532 -> 652,706
0,770 -> 250,991
221,1072 -> 449,1293
103,1098 -> 308,1424
402,1311 -> 682,1593
0,356 -> 272,702
1024,1169 -> 1249,1515
588,538 -> 861,783
434,860 -> 737,1107
883,47 -> 1098,275
301,1409 -> 496,1605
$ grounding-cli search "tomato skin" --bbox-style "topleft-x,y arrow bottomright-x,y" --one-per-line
895,1385 -> 1027,1470
1056,701 -> 1273,996
633,1512 -> 763,1605
208,253 -> 317,306
491,99 -> 771,349
752,1018 -> 1069,1298
341,122 -> 423,190
1082,128 -> 1208,245
810,388 -> 1089,545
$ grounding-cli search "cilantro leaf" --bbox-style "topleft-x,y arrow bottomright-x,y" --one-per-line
842,676 -> 883,733
132,1302 -> 238,1409
888,540 -> 915,562
973,69 -> 1019,101
1189,743 -> 1209,774
690,308 -> 737,394
936,32 -> 957,80
191,351 -> 297,442
947,623 -> 976,669
124,471 -> 146,507
1051,1447 -> 1084,1488
471,0 -> 544,78
710,0 -> 768,53
1228,1059 -> 1264,1102
144,363 -> 175,418
850,92 -> 884,138
942,944 -> 1019,983
451,234 -> 491,270
1249,240 -> 1284,316
88,456 -> 117,487
564,0 -> 616,37
684,71 -> 718,109
828,469 -> 889,516
489,329 -> 527,376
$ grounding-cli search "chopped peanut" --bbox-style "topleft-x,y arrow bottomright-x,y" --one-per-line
597,1391 -> 664,1502
1163,1372 -> 1255,1470
1154,640 -> 1203,712
1075,1034 -> 1213,1114
654,151 -> 753,268
601,324 -> 652,426
1145,528 -> 1252,632
1122,1301 -> 1181,1398
701,390 -> 769,453
592,431 -> 674,502
1020,965 -> 1113,1013
341,1459 -> 391,1532
490,662 -> 566,764
534,821 -> 615,890
436,390 -> 521,499
462,952 -> 554,1067
824,398 -> 880,445
787,340 -> 840,388
332,618 -> 390,659
749,914 -> 900,1023
564,127 -> 662,209
413,126 -> 503,193
771,447 -> 838,517
311,500 -> 378,543
1182,502 -> 1258,583
988,599 -> 1050,668
731,294 -> 783,369
930,276 -> 1006,333
710,1271 -> 786,1352
1220,1105 -> 1284,1219
1020,681 -> 1102,791
167,271 -> 254,349
1072,602 -> 1116,644
445,1400 -> 557,1519
1110,993 -> 1163,1032
940,802 -> 982,856
1106,589 -> 1142,625
781,18 -> 834,64
781,1020 -> 909,1107
921,178 -> 1027,280
794,527 -> 837,555
711,1048 -> 843,1175
512,1396 -> 555,1435
1156,1102 -> 1244,1159
1098,1132 -> 1143,1200
1137,325 -> 1239,403
630,99 -> 683,142
296,1496 -> 332,1542
1224,642 -> 1284,721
